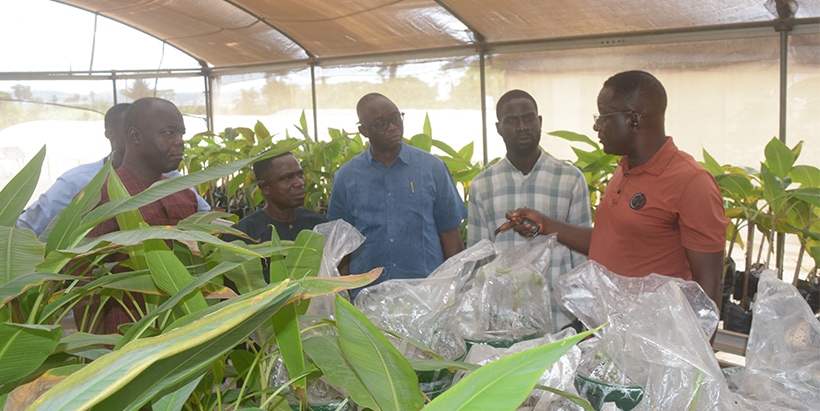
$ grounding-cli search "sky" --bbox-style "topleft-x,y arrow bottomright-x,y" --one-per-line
0,0 -> 197,74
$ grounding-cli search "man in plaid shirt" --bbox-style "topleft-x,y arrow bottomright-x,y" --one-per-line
467,89 -> 592,332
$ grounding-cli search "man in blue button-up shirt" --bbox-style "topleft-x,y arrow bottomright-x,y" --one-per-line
327,93 -> 467,295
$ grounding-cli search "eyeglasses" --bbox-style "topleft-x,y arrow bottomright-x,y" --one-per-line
593,110 -> 640,124
361,112 -> 404,133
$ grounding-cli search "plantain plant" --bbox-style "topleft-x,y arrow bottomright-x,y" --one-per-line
1,142 -> 593,410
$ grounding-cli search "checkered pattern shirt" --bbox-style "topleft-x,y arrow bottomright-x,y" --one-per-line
467,152 -> 592,331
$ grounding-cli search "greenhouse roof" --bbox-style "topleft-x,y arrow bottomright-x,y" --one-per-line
52,0 -> 820,74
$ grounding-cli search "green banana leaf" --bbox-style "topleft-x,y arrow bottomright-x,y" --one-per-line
763,136 -> 795,180
151,375 -> 203,411
115,259 -> 267,348
335,295 -> 425,411
144,238 -> 207,315
0,145 -> 45,228
271,230 -> 325,398
0,272 -> 75,308
423,328 -> 596,411
43,159 -> 109,253
28,281 -> 299,411
302,333 -> 379,410
54,332 -> 120,361
0,323 -> 62,386
0,229 -> 46,288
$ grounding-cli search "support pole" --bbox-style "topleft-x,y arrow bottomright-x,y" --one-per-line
204,73 -> 214,133
479,49 -> 488,165
310,61 -> 318,142
111,70 -> 117,104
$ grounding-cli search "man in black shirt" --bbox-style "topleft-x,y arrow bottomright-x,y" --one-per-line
226,151 -> 327,282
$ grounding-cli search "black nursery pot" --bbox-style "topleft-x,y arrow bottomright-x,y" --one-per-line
732,269 -> 762,309
722,301 -> 752,334
796,279 -> 820,314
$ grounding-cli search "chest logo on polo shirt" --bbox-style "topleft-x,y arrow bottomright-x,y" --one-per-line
630,193 -> 646,210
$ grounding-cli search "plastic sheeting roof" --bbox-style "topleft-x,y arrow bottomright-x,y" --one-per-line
55,0 -> 820,71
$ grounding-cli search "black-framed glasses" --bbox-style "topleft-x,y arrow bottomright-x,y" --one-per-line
593,110 -> 640,124
361,112 -> 404,133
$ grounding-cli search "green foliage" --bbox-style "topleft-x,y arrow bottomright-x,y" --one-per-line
0,141 -> 591,411
547,130 -> 620,220
703,137 -> 820,285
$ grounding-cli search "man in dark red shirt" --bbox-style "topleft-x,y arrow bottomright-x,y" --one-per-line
80,97 -> 198,334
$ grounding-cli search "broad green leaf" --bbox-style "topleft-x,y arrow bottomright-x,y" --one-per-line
0,272 -> 75,308
151,374 -> 203,411
715,174 -> 755,201
55,332 -> 120,360
303,334 -> 380,410
272,230 -> 324,394
763,137 -> 794,179
759,164 -> 785,211
297,269 -> 382,299
4,364 -> 85,409
54,227 -> 267,260
178,211 -> 237,225
29,281 -> 299,411
790,165 -> 820,188
218,248 -> 266,294
548,130 -> 597,148
700,149 -> 723,177
0,145 -> 45,227
791,188 -> 820,208
144,238 -> 207,315
0,323 -> 61,386
335,296 -> 424,411
430,139 -> 459,158
457,142 -> 474,162
45,160 -> 109,254
77,145 -> 301,239
254,121 -> 268,141
410,133 -> 433,152
790,140 -> 804,162
424,328 -> 596,411
116,259 -> 264,348
285,230 -> 324,281
0,227 -> 45,287
423,114 -> 433,140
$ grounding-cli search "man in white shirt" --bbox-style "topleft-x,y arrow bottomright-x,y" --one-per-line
17,103 -> 210,237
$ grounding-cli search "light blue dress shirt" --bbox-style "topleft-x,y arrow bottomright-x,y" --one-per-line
327,143 -> 467,288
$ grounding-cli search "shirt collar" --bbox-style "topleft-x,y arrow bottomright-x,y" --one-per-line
501,151 -> 545,174
365,142 -> 410,167
619,137 -> 676,176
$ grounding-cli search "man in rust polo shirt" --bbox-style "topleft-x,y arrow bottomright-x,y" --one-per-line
499,70 -> 728,310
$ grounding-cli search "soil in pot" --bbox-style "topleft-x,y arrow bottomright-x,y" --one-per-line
732,267 -> 762,310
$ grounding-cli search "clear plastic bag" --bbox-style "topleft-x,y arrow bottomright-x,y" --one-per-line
456,234 -> 557,342
353,239 -> 497,360
727,269 -> 820,411
304,219 -> 366,319
555,261 -> 748,410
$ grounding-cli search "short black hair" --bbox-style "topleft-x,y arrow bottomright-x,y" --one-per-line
356,92 -> 391,122
496,89 -> 538,121
104,103 -> 131,130
603,70 -> 667,114
125,97 -> 174,130
253,151 -> 294,181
